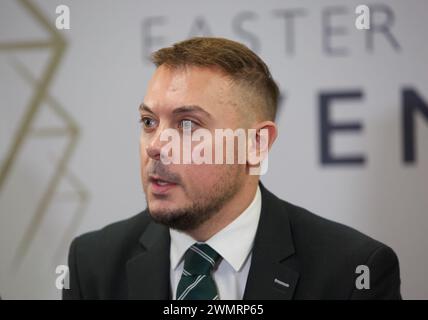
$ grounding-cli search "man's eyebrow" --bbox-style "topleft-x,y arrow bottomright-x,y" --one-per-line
172,105 -> 212,119
139,103 -> 155,114
139,103 -> 212,119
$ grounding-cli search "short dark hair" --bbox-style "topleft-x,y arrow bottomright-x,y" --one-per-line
151,37 -> 279,121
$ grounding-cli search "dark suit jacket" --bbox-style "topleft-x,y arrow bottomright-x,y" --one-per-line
63,183 -> 401,299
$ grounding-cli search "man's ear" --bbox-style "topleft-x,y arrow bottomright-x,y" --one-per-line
247,120 -> 278,166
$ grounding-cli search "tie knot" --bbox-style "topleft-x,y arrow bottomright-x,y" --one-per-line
183,243 -> 221,275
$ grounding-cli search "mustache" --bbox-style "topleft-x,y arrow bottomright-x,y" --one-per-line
148,161 -> 181,184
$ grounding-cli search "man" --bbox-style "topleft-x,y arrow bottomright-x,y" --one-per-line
63,37 -> 401,300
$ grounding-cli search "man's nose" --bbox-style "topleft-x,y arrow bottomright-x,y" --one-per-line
145,126 -> 169,161
146,131 -> 162,161
146,145 -> 160,160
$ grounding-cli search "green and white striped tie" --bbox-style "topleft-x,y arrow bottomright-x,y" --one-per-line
176,243 -> 221,300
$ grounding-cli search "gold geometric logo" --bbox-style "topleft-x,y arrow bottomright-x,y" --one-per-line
0,0 -> 89,268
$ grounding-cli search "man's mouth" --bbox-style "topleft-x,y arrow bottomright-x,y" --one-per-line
149,175 -> 178,194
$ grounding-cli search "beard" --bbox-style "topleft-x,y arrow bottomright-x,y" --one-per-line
147,168 -> 243,231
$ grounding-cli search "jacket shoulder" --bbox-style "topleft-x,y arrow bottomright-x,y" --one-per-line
64,211 -> 153,299
284,199 -> 383,253
72,210 -> 151,261
276,197 -> 400,298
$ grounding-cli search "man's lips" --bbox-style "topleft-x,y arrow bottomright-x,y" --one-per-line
149,175 -> 178,194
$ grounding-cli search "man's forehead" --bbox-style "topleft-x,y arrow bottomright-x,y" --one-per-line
143,65 -> 234,116
147,65 -> 231,94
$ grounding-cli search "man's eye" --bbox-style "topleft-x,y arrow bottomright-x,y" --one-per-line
139,117 -> 157,128
179,119 -> 197,130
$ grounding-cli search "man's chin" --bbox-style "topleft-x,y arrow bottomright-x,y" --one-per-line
148,205 -> 180,217
147,197 -> 184,213
148,208 -> 197,231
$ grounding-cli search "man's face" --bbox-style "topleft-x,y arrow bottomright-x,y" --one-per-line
140,65 -> 247,231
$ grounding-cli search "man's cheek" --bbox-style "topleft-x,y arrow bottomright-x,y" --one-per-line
186,166 -> 218,185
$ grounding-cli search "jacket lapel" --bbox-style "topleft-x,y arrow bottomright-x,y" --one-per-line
243,183 -> 300,300
126,218 -> 171,299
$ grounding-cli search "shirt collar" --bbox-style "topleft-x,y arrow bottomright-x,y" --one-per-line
169,185 -> 262,272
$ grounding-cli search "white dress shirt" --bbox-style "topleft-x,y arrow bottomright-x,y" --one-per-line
169,186 -> 262,300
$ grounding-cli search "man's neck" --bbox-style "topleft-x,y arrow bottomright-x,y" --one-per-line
186,180 -> 259,242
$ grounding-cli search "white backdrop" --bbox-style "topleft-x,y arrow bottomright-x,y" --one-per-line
0,0 -> 427,299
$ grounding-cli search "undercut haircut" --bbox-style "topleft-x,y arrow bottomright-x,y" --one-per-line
151,37 -> 280,121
